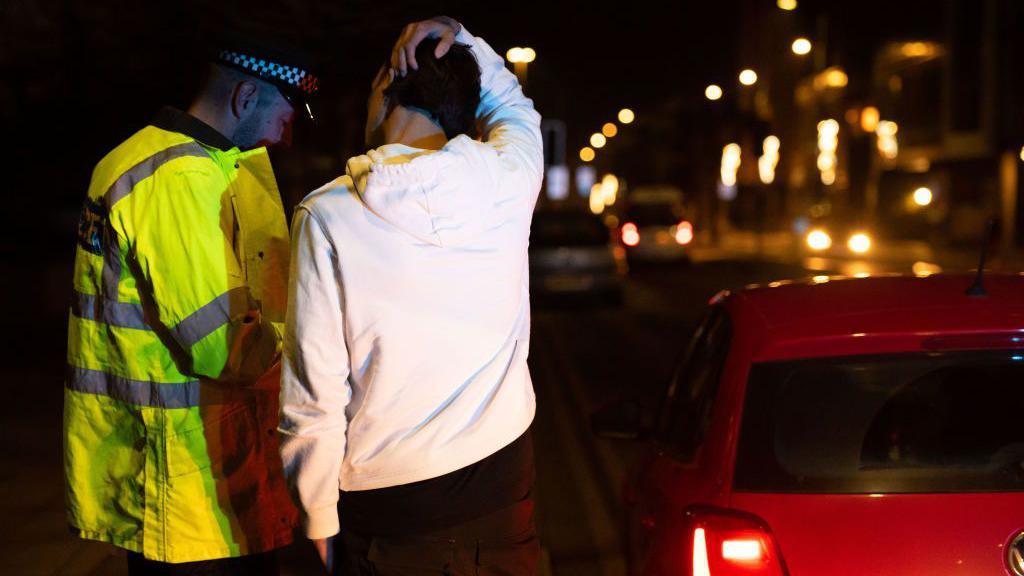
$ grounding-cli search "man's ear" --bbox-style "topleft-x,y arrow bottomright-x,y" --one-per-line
231,80 -> 260,121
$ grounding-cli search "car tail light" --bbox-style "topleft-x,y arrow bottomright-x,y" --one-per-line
675,220 -> 694,245
687,507 -> 787,576
622,222 -> 640,247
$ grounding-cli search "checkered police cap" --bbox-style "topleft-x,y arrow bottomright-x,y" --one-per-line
215,43 -> 320,119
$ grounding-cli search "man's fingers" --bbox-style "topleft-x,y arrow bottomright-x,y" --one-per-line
434,31 -> 456,59
391,24 -> 414,73
404,27 -> 431,71
396,49 -> 408,76
390,18 -> 460,73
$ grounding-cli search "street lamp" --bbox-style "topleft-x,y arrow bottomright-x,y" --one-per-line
506,47 -> 536,85
913,187 -> 933,207
580,147 -> 595,162
791,38 -> 812,55
590,133 -> 607,149
618,108 -> 635,124
777,0 -> 797,10
860,106 -> 880,132
602,122 -> 618,138
739,69 -> 758,86
705,84 -> 723,101
506,47 -> 535,63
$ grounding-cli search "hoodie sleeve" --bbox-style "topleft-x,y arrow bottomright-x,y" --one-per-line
457,26 -> 544,195
278,205 -> 351,540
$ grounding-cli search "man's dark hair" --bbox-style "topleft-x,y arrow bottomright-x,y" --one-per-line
384,38 -> 481,139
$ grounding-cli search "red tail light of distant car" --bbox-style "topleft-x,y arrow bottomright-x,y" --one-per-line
675,220 -> 694,245
622,222 -> 640,246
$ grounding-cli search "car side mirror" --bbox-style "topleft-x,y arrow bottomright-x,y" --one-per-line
591,400 -> 651,441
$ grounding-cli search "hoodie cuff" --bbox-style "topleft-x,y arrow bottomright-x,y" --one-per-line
455,26 -> 474,45
303,505 -> 340,540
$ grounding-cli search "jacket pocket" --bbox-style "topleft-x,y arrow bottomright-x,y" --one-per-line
165,401 -> 259,479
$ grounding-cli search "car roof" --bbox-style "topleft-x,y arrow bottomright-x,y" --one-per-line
723,273 -> 1024,361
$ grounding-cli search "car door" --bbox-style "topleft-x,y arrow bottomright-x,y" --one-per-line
629,306 -> 732,575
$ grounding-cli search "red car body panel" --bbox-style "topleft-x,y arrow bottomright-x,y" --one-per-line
729,492 -> 1024,576
630,274 -> 1024,576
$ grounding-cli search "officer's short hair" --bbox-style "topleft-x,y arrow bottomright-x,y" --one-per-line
384,39 -> 481,139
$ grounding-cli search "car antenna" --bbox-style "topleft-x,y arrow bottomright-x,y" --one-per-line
965,218 -> 996,297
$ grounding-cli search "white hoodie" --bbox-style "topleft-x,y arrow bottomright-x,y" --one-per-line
278,28 -> 543,539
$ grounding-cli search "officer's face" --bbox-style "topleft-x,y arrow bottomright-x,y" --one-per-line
236,86 -> 295,149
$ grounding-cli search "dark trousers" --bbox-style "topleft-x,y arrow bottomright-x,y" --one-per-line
126,550 -> 279,576
335,498 -> 540,576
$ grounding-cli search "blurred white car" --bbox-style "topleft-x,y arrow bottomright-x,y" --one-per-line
619,201 -> 693,263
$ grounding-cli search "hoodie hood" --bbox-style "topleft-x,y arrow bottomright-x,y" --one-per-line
345,136 -> 509,248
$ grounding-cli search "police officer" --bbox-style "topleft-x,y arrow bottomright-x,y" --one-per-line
64,35 -> 318,575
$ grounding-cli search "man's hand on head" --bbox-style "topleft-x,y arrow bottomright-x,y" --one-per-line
390,16 -> 463,76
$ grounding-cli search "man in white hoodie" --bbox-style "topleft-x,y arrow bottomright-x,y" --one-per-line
278,17 -> 543,575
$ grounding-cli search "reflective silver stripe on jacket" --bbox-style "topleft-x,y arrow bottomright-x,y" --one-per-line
99,141 -> 211,303
72,291 -> 150,330
104,141 -> 210,209
66,366 -> 200,409
171,287 -> 251,349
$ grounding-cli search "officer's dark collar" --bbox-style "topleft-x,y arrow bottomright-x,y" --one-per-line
152,106 -> 236,151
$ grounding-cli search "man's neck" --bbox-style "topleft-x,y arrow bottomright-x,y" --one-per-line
187,100 -> 236,146
383,107 -> 448,150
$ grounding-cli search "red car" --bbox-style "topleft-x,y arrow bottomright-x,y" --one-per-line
603,273 -> 1024,575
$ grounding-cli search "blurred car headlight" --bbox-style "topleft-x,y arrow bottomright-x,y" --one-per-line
806,229 -> 832,251
848,232 -> 872,254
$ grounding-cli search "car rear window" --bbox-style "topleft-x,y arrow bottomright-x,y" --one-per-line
531,213 -> 609,247
734,351 -> 1024,493
625,203 -> 682,227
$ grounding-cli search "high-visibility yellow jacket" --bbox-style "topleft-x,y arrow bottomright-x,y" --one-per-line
65,107 -> 297,563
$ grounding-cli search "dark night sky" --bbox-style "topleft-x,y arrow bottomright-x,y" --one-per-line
3,0 -> 950,240
4,0 -> 745,207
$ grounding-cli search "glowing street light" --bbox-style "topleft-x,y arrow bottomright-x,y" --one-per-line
777,0 -> 797,10
739,69 -> 758,86
590,133 -> 607,148
579,147 -> 595,162
505,47 -> 536,63
705,84 -> 723,101
601,174 -> 619,206
817,119 -> 839,186
759,136 -> 781,185
589,184 -> 605,215
913,187 -> 933,207
860,106 -> 880,133
721,143 -> 742,187
791,38 -> 812,55
877,120 -> 899,160
602,122 -> 618,138
506,47 -> 536,86
618,108 -> 635,124
814,66 -> 849,90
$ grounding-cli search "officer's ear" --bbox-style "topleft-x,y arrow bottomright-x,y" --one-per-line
231,80 -> 261,121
